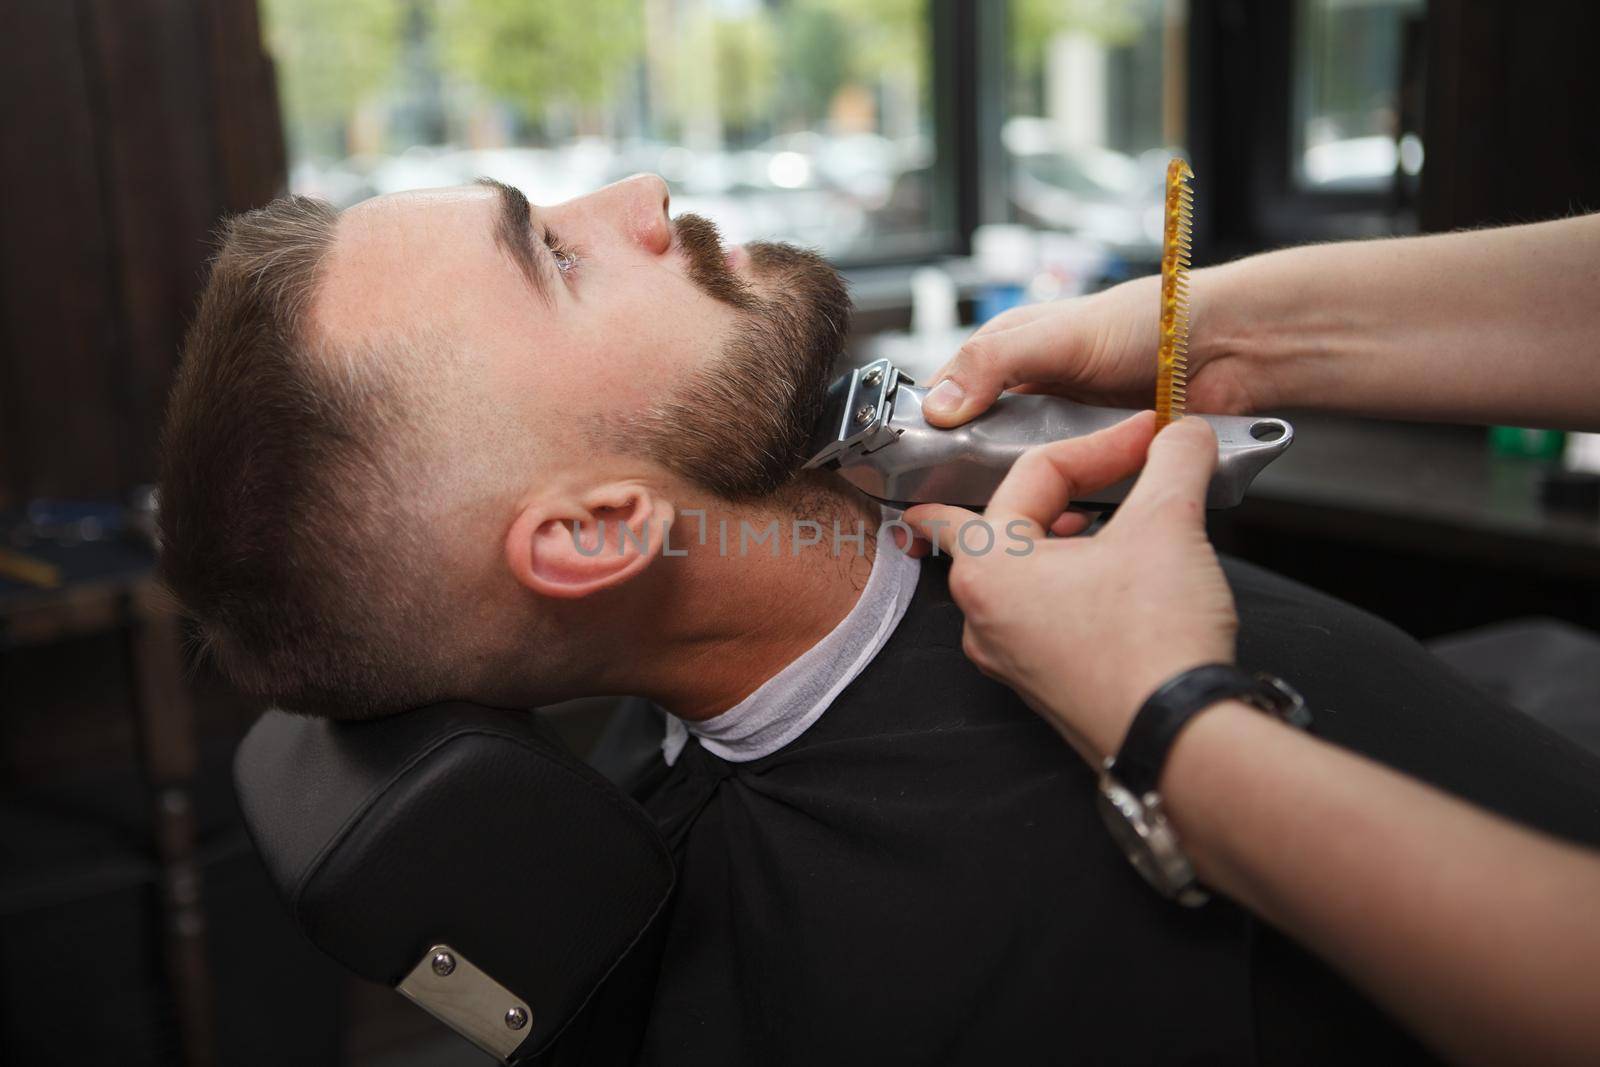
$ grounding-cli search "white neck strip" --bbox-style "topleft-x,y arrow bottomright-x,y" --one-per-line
662,525 -> 920,766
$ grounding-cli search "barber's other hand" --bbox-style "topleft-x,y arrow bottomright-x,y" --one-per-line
903,414 -> 1238,766
919,273 -> 1259,427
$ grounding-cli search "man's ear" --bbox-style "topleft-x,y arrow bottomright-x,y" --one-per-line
504,484 -> 676,600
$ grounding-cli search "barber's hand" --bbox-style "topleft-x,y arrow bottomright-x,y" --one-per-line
902,413 -> 1238,766
919,273 -> 1259,427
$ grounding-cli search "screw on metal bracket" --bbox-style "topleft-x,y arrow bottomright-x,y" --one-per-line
861,367 -> 883,386
400,944 -> 530,1060
855,404 -> 875,426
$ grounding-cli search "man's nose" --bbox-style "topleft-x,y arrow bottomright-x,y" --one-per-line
594,173 -> 672,255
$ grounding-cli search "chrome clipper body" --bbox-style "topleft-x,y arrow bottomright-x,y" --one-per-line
804,359 -> 1293,508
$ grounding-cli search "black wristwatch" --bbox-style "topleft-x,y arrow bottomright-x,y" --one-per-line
1095,664 -> 1312,907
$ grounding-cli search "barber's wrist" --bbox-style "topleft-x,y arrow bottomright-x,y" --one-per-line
1194,257 -> 1295,414
1159,697 -> 1262,788
1097,657 -> 1233,764
1158,698 -> 1294,886
1095,664 -> 1312,906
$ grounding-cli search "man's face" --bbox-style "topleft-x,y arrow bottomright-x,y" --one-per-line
315,175 -> 850,500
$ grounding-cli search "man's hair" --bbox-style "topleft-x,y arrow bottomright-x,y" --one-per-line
160,196 -> 472,718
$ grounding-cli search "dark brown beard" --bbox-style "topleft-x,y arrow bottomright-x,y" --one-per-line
609,214 -> 852,499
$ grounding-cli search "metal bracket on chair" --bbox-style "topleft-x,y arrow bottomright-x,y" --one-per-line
397,943 -> 531,1062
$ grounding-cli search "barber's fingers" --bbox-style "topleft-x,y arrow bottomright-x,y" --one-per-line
922,313 -> 1098,427
901,504 -> 984,557
889,523 -> 940,558
902,503 -> 1097,555
1050,510 -> 1096,537
1108,417 -> 1218,532
983,412 -> 1157,538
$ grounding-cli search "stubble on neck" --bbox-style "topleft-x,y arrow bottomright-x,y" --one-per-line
640,471 -> 885,721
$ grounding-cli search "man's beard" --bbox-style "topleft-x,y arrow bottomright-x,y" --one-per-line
617,213 -> 853,499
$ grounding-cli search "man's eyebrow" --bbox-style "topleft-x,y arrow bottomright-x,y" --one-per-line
476,176 -> 551,305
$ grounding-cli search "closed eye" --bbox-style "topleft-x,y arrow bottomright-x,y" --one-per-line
542,228 -> 579,277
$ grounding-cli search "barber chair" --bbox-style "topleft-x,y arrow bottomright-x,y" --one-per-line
234,702 -> 674,1063
1429,617 -> 1600,757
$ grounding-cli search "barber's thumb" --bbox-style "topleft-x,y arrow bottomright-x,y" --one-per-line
903,503 -> 979,558
921,335 -> 1010,426
923,317 -> 1089,427
1118,416 -> 1218,520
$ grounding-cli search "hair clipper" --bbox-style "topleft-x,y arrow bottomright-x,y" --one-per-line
804,359 -> 1293,509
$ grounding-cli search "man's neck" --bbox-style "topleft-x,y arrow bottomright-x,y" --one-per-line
619,474 -> 881,721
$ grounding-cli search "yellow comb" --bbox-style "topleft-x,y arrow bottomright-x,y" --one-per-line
1155,158 -> 1194,431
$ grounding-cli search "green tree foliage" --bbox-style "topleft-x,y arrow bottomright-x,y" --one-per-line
676,8 -> 778,137
259,0 -> 406,155
261,0 -> 936,153
1011,0 -> 1144,81
814,0 -> 923,84
435,0 -> 643,121
778,6 -> 851,124
714,14 -> 778,132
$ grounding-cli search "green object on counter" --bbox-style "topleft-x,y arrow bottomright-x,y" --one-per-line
1489,426 -> 1567,460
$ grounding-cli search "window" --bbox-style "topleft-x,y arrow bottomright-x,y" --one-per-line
261,0 -> 937,263
1002,0 -> 1187,262
1294,0 -> 1424,191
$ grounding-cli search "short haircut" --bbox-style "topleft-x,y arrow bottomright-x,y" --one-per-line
160,196 -> 471,718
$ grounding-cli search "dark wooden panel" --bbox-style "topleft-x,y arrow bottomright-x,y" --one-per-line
88,0 -> 223,491
0,0 -> 124,502
200,0 -> 288,214
0,0 -> 285,507
1421,1 -> 1600,231
1503,7 -> 1600,220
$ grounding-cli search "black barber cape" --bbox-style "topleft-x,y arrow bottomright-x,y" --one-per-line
593,558 -> 1600,1066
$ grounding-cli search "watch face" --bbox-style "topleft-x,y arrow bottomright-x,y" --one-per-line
1095,784 -> 1160,880
1096,776 -> 1202,903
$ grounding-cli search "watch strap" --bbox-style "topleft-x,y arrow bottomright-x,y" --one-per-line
1111,664 -> 1267,796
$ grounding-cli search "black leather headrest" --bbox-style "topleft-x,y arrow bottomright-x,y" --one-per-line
234,702 -> 674,1061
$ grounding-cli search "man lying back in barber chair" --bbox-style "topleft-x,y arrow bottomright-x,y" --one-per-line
160,176 -> 1600,1066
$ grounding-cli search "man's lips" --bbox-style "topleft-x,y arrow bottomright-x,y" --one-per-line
724,243 -> 748,271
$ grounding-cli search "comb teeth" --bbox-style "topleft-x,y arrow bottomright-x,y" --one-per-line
1155,159 -> 1195,431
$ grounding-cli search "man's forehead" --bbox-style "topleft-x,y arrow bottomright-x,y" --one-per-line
336,185 -> 496,262
315,185 -> 512,339
345,184 -> 492,222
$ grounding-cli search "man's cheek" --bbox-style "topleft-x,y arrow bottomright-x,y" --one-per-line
596,305 -> 705,384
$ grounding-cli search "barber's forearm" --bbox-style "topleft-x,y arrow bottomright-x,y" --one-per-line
1158,702 -> 1600,1067
1196,215 -> 1600,430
